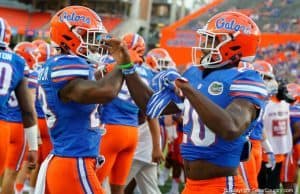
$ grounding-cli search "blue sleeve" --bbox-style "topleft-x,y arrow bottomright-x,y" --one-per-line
50,55 -> 91,88
290,106 -> 300,126
27,70 -> 38,89
13,54 -> 26,85
229,70 -> 268,109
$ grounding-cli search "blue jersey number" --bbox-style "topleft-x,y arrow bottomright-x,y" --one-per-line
0,62 -> 13,95
183,100 -> 216,146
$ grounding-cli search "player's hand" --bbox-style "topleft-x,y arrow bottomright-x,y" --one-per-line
27,150 -> 38,170
94,69 -> 104,80
152,146 -> 165,164
265,152 -> 276,170
152,69 -> 188,91
101,38 -> 131,66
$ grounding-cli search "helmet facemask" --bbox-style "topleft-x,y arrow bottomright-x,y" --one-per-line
192,28 -> 241,69
157,58 -> 174,71
262,74 -> 278,96
62,20 -> 109,64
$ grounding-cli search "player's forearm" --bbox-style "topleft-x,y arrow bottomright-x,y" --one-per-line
147,117 -> 161,149
125,73 -> 153,113
180,83 -> 239,140
97,68 -> 124,102
15,79 -> 37,127
61,69 -> 124,104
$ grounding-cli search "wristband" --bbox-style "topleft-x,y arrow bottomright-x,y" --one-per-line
118,62 -> 133,70
25,125 -> 38,151
122,65 -> 137,75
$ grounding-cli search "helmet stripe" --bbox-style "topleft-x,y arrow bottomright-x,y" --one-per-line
131,34 -> 139,48
46,43 -> 50,60
0,18 -> 5,43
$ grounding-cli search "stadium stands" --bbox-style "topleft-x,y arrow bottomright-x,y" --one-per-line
0,6 -> 51,36
178,0 -> 300,33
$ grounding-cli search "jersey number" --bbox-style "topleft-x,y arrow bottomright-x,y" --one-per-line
39,86 -> 56,129
8,92 -> 18,107
183,100 -> 216,146
0,62 -> 13,95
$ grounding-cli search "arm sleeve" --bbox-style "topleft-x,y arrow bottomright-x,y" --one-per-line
229,70 -> 268,109
27,70 -> 38,89
50,56 -> 90,88
290,106 -> 300,126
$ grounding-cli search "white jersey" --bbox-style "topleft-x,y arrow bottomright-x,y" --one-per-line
263,99 -> 293,154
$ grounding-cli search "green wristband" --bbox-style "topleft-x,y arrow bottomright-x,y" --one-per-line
119,63 -> 133,69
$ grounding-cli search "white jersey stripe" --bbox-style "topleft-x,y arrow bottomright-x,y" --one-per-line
51,69 -> 89,78
28,78 -> 38,84
230,84 -> 268,96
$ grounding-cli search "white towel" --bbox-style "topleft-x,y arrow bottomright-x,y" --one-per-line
35,154 -> 54,194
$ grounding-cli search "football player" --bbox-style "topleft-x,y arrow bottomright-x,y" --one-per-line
280,83 -> 300,194
1,42 -> 39,194
124,11 -> 268,193
34,6 -> 131,194
256,63 -> 293,191
0,18 -> 38,193
28,40 -> 57,194
97,33 -> 163,194
239,60 -> 277,193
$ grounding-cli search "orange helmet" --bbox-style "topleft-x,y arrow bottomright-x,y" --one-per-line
35,41 -> 57,64
14,42 -> 40,69
238,61 -> 254,70
146,48 -> 175,71
32,39 -> 47,48
192,11 -> 261,68
0,17 -> 12,47
252,60 -> 274,79
50,6 -> 108,63
253,60 -> 277,95
122,33 -> 145,56
287,83 -> 300,103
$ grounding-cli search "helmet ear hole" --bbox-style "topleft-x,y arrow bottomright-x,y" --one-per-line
62,35 -> 72,41
230,46 -> 241,51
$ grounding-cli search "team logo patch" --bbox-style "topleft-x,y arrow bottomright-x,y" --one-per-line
208,81 -> 223,95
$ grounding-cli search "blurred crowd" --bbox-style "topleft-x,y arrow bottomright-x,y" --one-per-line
256,42 -> 300,83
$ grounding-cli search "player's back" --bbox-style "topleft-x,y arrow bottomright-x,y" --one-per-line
38,54 -> 101,157
181,66 -> 267,167
0,50 -> 25,120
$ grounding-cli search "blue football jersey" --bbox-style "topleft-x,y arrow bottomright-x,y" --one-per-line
249,103 -> 265,140
6,70 -> 38,122
101,65 -> 154,127
35,66 -> 46,118
290,105 -> 300,143
0,50 -> 25,120
249,120 -> 264,140
180,66 -> 267,167
38,55 -> 101,157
